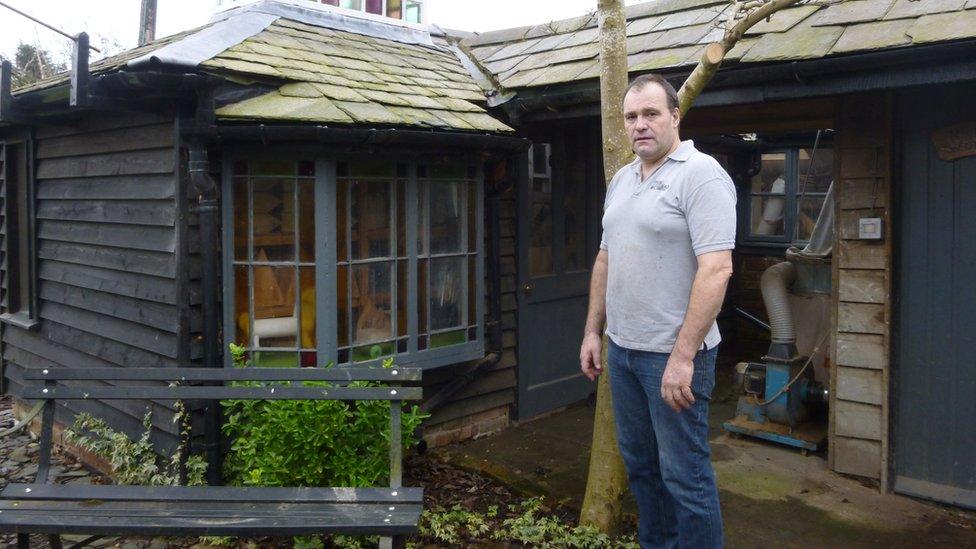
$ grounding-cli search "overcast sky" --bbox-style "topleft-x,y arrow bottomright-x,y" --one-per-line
1,0 -> 646,64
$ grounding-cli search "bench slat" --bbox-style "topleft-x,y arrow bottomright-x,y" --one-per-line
1,484 -> 422,503
21,367 -> 421,382
21,385 -> 422,401
0,502 -> 422,537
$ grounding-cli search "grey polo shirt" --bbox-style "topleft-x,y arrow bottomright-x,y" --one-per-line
600,140 -> 736,353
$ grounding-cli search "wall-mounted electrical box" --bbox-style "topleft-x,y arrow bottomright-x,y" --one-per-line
858,217 -> 884,240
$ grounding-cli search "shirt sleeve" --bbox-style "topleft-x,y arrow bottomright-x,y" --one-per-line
599,173 -> 622,251
681,176 -> 737,256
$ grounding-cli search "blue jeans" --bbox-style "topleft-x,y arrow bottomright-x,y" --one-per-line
608,339 -> 723,549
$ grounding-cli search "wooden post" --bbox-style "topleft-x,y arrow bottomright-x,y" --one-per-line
70,32 -> 89,108
139,0 -> 158,45
0,60 -> 14,122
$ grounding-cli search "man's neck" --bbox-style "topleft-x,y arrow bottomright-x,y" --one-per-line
639,138 -> 682,180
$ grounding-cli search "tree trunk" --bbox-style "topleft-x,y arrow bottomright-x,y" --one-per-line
579,0 -> 630,535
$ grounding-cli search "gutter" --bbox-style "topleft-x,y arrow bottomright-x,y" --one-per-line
197,123 -> 530,151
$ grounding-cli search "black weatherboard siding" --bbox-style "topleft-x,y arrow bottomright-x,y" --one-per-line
0,111 -> 191,452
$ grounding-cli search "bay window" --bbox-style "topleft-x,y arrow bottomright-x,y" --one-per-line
225,157 -> 483,369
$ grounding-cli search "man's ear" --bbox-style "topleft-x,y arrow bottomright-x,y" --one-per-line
672,107 -> 681,128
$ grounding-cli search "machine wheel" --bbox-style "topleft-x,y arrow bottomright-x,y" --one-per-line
800,448 -> 809,457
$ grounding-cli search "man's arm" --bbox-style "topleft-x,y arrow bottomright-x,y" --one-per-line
580,249 -> 609,381
661,249 -> 733,411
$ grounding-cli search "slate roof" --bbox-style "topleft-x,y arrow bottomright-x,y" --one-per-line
462,0 -> 976,91
208,18 -> 509,131
13,1 -> 511,133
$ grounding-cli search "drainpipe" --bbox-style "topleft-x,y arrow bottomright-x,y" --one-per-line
188,145 -> 222,485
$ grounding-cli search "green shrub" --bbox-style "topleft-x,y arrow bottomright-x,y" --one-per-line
64,405 -> 206,487
221,343 -> 428,488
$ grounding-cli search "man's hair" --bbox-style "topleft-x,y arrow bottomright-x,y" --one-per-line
624,74 -> 679,112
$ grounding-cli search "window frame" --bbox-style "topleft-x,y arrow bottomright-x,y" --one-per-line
0,132 -> 39,330
221,153 -> 484,370
739,146 -> 831,248
320,0 -> 424,22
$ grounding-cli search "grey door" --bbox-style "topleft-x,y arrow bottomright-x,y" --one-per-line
517,123 -> 603,419
893,84 -> 976,509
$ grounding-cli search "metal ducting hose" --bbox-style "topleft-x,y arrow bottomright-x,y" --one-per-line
760,261 -> 797,360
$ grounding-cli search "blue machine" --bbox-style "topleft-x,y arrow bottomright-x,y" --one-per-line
723,356 -> 827,452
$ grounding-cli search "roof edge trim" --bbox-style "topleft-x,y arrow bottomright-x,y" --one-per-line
213,0 -> 437,47
127,11 -> 278,70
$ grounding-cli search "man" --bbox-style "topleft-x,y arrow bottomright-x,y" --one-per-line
579,73 -> 735,548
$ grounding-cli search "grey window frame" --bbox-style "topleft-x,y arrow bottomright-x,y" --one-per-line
222,154 -> 485,370
740,147 -> 831,247
0,132 -> 39,330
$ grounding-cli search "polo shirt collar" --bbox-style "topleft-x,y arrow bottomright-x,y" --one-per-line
628,139 -> 696,176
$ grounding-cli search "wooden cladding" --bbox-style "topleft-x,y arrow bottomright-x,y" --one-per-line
830,93 -> 893,482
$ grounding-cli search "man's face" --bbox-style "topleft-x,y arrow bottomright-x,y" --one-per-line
623,83 -> 680,162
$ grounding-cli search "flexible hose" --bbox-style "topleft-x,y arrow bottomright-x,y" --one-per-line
760,261 -> 797,344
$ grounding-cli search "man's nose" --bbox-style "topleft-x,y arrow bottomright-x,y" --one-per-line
633,115 -> 648,130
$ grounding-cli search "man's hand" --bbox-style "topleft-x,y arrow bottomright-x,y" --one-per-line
661,352 -> 695,412
580,332 -> 603,381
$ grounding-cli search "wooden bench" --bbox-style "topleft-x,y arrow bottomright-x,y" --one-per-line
1,366 -> 423,548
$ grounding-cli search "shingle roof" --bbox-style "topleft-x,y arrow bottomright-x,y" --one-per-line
462,0 -> 976,91
13,2 -> 511,133
208,18 -> 510,132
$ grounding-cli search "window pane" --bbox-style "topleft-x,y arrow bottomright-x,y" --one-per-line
251,161 -> 294,176
252,351 -> 298,368
352,341 -> 394,362
430,181 -> 462,254
751,196 -> 786,237
253,178 -> 295,262
405,1 -> 421,22
431,329 -> 465,349
386,0 -> 402,18
397,181 -> 406,258
234,265 -> 250,346
350,180 -> 391,259
798,147 -> 833,194
529,194 -> 553,277
299,267 -> 316,348
340,0 -> 362,10
321,0 -> 339,6
430,257 -> 463,331
365,0 -> 382,14
418,258 -> 428,334
337,265 -> 349,347
299,181 -> 315,262
233,178 -> 248,260
351,263 -> 393,344
253,265 -> 298,348
467,254 -> 477,326
417,183 -> 429,256
397,259 -> 408,337
467,182 -> 477,253
797,197 -> 826,241
564,141 -> 586,271
751,153 -> 787,194
337,179 -> 348,262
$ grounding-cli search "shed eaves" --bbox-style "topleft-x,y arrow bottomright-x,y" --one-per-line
463,0 -> 976,92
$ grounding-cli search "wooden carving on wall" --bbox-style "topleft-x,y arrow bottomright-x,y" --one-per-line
931,122 -> 976,161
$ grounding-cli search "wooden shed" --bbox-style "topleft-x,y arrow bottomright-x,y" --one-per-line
0,0 -> 523,459
458,0 -> 976,508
